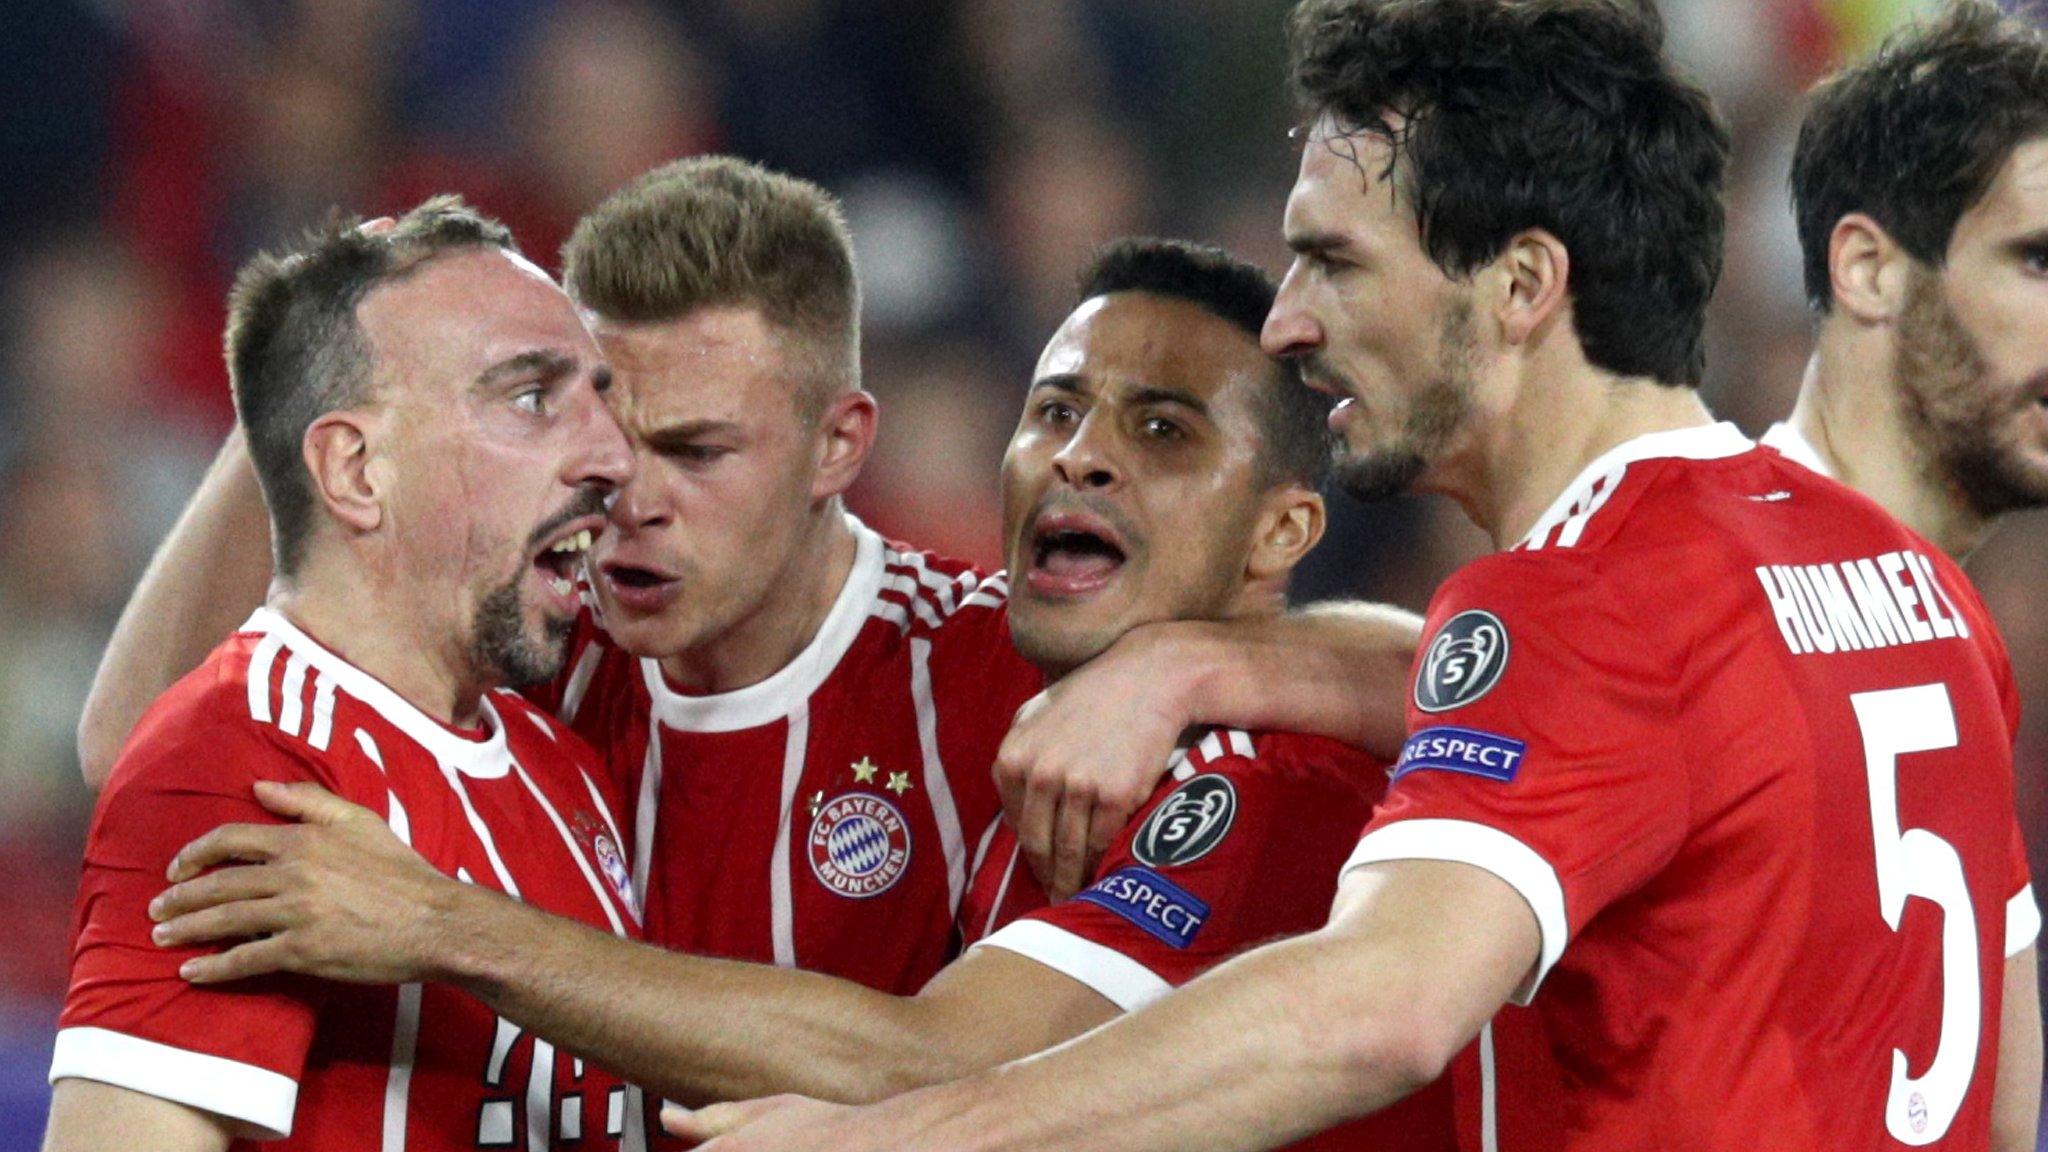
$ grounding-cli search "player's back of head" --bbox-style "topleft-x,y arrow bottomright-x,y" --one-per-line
1285,0 -> 1729,387
1792,0 -> 2048,312
562,155 -> 861,423
223,198 -> 518,578
1076,236 -> 1333,492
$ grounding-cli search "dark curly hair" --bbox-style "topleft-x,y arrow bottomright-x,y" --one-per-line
1792,0 -> 2048,313
1078,237 -> 1334,490
1287,0 -> 1729,387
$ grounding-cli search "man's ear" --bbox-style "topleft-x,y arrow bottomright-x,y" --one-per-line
1828,213 -> 1912,324
302,411 -> 384,535
1246,485 -> 1326,582
1496,228 -> 1572,347
811,389 -> 879,503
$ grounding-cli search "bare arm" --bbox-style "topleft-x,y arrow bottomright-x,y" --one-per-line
1993,947 -> 2042,1152
695,859 -> 1539,1152
1001,601 -> 1421,895
78,431 -> 272,788
150,783 -> 1119,1107
42,1080 -> 237,1152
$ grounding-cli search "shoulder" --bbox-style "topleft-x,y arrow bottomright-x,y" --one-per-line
872,536 -> 1012,640
1161,728 -> 1386,814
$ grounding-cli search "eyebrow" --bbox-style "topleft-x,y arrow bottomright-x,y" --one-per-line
1285,230 -> 1351,258
641,419 -> 744,451
477,349 -> 578,390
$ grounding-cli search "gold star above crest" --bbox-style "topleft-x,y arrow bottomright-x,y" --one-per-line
851,757 -> 880,784
886,771 -> 914,796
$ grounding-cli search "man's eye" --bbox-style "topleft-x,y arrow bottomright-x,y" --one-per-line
514,388 -> 548,416
1038,401 -> 1080,426
1143,416 -> 1184,440
2023,245 -> 2048,276
668,444 -> 729,464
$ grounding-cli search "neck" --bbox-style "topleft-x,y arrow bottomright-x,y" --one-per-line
1437,349 -> 1716,549
658,506 -> 860,694
270,551 -> 487,729
1793,327 -> 1989,558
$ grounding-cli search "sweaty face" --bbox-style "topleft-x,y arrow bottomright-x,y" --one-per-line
1899,136 -> 2048,518
588,308 -> 824,659
1002,292 -> 1281,678
1265,116 -> 1484,503
357,248 -> 630,689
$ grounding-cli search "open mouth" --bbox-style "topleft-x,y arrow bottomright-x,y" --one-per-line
534,527 -> 596,604
597,557 -> 685,615
1025,512 -> 1128,597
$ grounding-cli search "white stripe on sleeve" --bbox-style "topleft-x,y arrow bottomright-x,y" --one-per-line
973,919 -> 1172,1012
50,1026 -> 299,1139
1343,818 -> 1568,1004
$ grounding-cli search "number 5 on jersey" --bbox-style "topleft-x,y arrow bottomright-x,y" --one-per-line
1852,683 -> 1978,1146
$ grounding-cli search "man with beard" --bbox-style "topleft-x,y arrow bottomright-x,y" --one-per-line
43,202 -> 649,1149
1768,6 -> 2048,1145
1774,1 -> 2048,563
668,2 -> 2035,1149
147,237 -> 1511,1151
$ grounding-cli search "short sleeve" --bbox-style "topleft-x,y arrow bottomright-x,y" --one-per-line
976,739 -> 1378,1011
954,825 -> 1050,946
1344,554 -> 1687,1003
2009,817 -> 2040,958
51,717 -> 348,1138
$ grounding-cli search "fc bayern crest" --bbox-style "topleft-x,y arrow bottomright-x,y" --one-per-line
1414,609 -> 1510,713
808,794 -> 913,899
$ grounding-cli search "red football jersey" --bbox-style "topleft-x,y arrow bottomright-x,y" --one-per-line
52,609 -> 648,1150
1350,423 -> 2036,1150
536,517 -> 1044,991
968,728 -> 1560,1152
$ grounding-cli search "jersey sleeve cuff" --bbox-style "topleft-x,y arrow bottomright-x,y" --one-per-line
2009,884 -> 2042,958
48,1026 -> 298,1139
972,919 -> 1173,1012
1342,818 -> 1568,1005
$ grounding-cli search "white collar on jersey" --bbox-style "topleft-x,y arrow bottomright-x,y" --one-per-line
1760,420 -> 1834,478
242,607 -> 513,778
1516,420 -> 1754,551
638,513 -> 887,733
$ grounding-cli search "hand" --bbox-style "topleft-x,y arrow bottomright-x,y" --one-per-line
663,1095 -> 855,1151
149,780 -> 464,984
994,623 -> 1198,899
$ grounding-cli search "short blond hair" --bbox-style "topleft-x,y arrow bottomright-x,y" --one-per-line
563,156 -> 860,421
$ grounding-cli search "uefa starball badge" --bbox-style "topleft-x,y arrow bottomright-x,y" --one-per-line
1131,774 -> 1237,868
1414,609 -> 1510,713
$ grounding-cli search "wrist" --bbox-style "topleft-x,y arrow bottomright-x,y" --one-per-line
1136,620 -> 1226,725
420,877 -> 506,987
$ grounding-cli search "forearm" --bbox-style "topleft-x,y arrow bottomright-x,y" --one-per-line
79,430 -> 272,787
42,1079 -> 236,1152
438,885 -> 963,1105
1165,601 -> 1421,759
1992,946 -> 2041,1152
879,930 -> 1441,1152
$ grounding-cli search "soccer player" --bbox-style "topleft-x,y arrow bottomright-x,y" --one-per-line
1773,2 -> 2048,563
1768,7 -> 2048,1144
44,202 -> 647,1150
149,237 -> 1524,1151
662,2 -> 2035,1149
76,159 -> 1422,979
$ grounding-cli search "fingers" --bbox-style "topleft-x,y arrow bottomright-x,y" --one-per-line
177,934 -> 298,984
166,824 -> 293,882
153,896 -> 296,951
150,863 -> 282,922
1014,771 -> 1060,888
1049,788 -> 1095,900
253,779 -> 369,826
662,1096 -> 793,1141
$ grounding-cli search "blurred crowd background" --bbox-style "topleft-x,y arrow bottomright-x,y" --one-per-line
1,0 -> 2043,1144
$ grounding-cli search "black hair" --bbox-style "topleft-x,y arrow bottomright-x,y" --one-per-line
1792,0 -> 2048,312
1079,237 -> 1334,490
1288,0 -> 1730,386
225,196 -> 516,576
